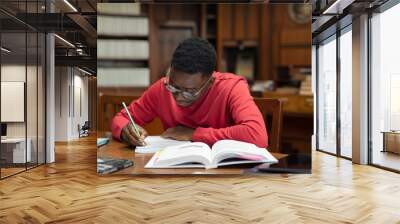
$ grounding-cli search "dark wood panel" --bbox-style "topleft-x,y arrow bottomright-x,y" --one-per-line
247,4 -> 260,41
148,4 -> 201,83
218,4 -> 233,41
259,4 -> 272,80
233,4 -> 246,40
279,47 -> 311,66
280,29 -> 311,46
160,22 -> 196,78
268,4 -> 311,80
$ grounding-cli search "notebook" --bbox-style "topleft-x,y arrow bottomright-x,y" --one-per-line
97,138 -> 110,148
135,136 -> 190,153
145,140 -> 278,169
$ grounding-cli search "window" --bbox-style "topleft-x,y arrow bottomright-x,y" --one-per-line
339,28 -> 352,158
317,36 -> 337,154
370,2 -> 400,171
0,1 -> 47,179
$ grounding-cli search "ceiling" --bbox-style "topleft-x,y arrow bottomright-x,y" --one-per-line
0,0 -> 98,73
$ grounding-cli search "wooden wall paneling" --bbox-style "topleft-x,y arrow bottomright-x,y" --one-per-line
271,7 -> 281,81
218,4 -> 233,41
259,4 -> 272,80
280,29 -> 311,46
200,4 -> 207,39
280,48 -> 312,66
270,5 -> 311,80
216,5 -> 227,71
156,22 -> 197,80
149,5 -> 201,83
233,4 -> 246,41
247,4 -> 260,41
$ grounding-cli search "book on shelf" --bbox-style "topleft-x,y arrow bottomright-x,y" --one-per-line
98,67 -> 150,88
97,39 -> 149,60
98,16 -> 148,37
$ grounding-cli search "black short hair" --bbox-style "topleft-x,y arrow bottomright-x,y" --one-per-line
171,37 -> 216,76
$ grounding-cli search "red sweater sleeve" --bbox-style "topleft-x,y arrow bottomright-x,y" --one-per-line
192,80 -> 268,148
111,81 -> 160,141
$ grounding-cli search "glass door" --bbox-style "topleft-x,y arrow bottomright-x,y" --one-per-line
317,35 -> 337,154
339,27 -> 352,158
1,30 -> 28,178
370,2 -> 400,171
0,1 -> 47,179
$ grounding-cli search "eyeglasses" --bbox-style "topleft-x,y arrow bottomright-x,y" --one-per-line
164,68 -> 213,101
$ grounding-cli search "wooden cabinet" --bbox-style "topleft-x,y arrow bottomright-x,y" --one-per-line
217,4 -> 260,42
263,92 -> 313,115
216,4 -> 262,77
262,92 -> 313,154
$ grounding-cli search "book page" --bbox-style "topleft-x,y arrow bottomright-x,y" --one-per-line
210,140 -> 278,165
146,142 -> 212,168
135,136 -> 190,153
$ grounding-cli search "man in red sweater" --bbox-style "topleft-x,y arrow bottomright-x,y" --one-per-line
111,37 -> 268,148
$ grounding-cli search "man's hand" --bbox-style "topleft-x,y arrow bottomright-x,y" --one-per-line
162,125 -> 194,141
121,123 -> 148,146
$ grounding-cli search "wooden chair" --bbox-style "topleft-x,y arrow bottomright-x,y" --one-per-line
253,98 -> 283,153
98,95 -> 164,135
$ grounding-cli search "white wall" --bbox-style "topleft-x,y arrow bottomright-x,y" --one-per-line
71,73 -> 89,138
1,63 -> 46,164
54,67 -> 89,141
55,66 -> 69,141
1,65 -> 36,137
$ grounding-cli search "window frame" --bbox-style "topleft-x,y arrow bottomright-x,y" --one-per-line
0,1 -> 48,180
367,0 -> 400,172
315,18 -> 353,160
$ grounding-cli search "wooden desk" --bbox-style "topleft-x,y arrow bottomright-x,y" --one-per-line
1,138 -> 32,164
382,131 -> 400,154
97,138 -> 287,175
262,92 -> 313,154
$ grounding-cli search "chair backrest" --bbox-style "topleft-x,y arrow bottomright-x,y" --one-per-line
82,121 -> 90,130
253,98 -> 283,152
98,94 -> 164,135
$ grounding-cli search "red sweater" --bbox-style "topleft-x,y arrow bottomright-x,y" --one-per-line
111,72 -> 268,148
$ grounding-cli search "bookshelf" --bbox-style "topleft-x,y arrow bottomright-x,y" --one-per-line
97,3 -> 150,88
200,4 -> 217,48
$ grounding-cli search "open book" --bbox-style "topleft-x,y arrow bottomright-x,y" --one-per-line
145,140 -> 278,169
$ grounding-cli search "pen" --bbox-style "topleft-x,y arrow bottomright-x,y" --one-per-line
122,102 -> 146,145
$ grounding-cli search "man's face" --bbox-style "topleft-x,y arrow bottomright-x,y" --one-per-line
167,68 -> 212,107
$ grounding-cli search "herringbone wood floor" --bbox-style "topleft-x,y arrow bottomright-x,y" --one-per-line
1,135 -> 400,224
